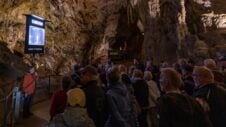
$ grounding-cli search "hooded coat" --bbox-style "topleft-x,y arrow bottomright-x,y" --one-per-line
105,82 -> 137,127
48,107 -> 95,127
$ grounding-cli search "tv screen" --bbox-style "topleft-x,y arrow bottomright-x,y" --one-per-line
24,14 -> 46,54
28,25 -> 45,46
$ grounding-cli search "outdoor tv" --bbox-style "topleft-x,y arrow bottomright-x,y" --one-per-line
25,14 -> 46,53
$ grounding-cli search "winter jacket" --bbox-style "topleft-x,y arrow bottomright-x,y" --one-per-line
147,80 -> 160,108
194,83 -> 226,127
23,73 -> 37,95
157,93 -> 212,127
82,80 -> 106,127
105,82 -> 137,127
49,90 -> 67,120
182,75 -> 195,96
48,107 -> 95,127
132,79 -> 149,108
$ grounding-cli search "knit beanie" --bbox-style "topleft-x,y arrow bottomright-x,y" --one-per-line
67,88 -> 86,107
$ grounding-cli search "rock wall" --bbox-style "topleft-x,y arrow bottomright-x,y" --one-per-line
0,0 -> 128,74
0,0 -> 226,73
139,0 -> 226,64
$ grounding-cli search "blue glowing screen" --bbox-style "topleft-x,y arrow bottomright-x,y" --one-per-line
28,25 -> 45,46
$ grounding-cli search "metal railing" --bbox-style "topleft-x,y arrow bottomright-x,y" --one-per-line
0,74 -> 62,127
0,86 -> 21,127
33,75 -> 62,104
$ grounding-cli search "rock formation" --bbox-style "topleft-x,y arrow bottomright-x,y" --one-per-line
0,0 -> 225,73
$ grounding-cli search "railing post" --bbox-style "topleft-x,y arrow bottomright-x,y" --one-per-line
2,96 -> 7,127
48,75 -> 51,96
14,87 -> 21,120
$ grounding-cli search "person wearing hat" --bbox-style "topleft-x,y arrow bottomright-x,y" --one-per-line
48,88 -> 95,127
22,67 -> 38,118
80,65 -> 107,127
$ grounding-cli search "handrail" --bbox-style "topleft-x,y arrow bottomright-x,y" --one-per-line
0,74 -> 62,127
0,89 -> 14,103
0,96 -> 5,103
0,86 -> 18,127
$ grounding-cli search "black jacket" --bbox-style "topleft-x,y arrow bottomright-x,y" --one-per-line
182,75 -> 195,96
194,84 -> 226,127
82,80 -> 106,127
105,82 -> 137,127
132,79 -> 149,108
157,93 -> 212,127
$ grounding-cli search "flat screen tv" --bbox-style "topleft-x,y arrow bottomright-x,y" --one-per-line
28,26 -> 45,46
25,14 -> 46,54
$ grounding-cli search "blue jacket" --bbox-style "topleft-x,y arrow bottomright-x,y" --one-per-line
105,82 -> 137,127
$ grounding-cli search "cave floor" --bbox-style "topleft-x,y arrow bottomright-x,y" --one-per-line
15,100 -> 50,127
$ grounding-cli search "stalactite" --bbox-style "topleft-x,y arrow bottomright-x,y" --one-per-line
148,0 -> 160,18
177,0 -> 189,50
127,4 -> 134,24
137,0 -> 150,25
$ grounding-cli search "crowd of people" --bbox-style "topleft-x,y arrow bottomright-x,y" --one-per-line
23,57 -> 226,127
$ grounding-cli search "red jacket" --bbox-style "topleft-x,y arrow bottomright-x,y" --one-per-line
23,73 -> 37,95
49,90 -> 67,120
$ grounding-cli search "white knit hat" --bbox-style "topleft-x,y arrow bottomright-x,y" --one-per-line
67,88 -> 86,107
